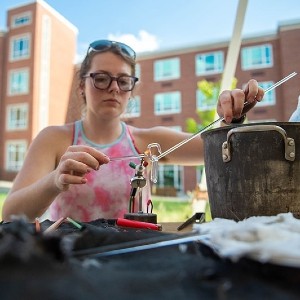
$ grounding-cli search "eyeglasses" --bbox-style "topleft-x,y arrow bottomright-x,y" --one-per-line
88,40 -> 136,60
84,72 -> 138,92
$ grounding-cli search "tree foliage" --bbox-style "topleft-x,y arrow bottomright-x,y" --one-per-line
186,78 -> 237,133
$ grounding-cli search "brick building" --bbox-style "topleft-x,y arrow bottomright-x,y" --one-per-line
0,0 -> 77,181
1,0 -> 300,196
121,19 -> 300,195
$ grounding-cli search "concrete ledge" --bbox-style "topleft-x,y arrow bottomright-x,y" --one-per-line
0,181 -> 12,193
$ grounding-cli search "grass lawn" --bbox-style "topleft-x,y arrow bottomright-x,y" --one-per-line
0,193 -> 194,223
152,197 -> 193,222
0,194 -> 6,221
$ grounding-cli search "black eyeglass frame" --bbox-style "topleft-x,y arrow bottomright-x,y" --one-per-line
83,72 -> 139,92
88,40 -> 136,60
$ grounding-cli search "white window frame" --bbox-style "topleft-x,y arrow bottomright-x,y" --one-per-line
10,34 -> 31,61
6,103 -> 29,131
157,126 -> 183,192
242,81 -> 275,107
241,44 -> 273,70
123,96 -> 141,118
135,63 -> 141,79
157,164 -> 184,193
256,81 -> 276,106
195,51 -> 224,75
196,88 -> 219,111
154,91 -> 181,115
154,57 -> 180,81
5,140 -> 27,171
8,68 -> 29,95
11,11 -> 32,28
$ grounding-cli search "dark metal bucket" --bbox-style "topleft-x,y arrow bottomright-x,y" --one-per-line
201,122 -> 300,221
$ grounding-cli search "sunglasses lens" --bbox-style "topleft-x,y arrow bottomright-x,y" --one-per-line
118,43 -> 136,59
89,40 -> 136,59
89,40 -> 111,51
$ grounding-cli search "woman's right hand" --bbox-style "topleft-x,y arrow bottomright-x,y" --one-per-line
54,145 -> 110,191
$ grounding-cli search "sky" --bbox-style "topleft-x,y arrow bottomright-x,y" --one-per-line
1,0 -> 300,61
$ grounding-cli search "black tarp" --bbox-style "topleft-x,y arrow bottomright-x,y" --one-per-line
0,218 -> 299,299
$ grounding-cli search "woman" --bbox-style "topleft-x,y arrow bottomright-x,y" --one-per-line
2,40 -> 264,222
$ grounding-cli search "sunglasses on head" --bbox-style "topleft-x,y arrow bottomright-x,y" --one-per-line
88,40 -> 136,60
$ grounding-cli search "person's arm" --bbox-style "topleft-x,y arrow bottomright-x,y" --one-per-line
132,79 -> 265,165
2,125 -> 109,222
134,126 -> 204,166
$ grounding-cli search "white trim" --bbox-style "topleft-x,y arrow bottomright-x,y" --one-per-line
6,0 -> 78,33
11,10 -> 32,28
7,67 -> 30,96
5,139 -> 28,171
38,14 -> 51,131
9,33 -> 31,62
6,103 -> 29,131
36,0 -> 78,34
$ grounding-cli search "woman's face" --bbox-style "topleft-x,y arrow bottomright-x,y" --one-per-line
83,51 -> 133,120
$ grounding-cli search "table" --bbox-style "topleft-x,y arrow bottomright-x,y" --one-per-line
0,217 -> 299,299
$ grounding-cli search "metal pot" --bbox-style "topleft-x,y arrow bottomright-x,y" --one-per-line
201,122 -> 300,220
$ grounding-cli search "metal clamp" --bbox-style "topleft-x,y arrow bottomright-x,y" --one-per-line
222,124 -> 295,162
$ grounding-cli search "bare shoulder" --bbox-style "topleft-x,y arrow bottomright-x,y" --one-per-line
34,123 -> 73,145
38,123 -> 73,135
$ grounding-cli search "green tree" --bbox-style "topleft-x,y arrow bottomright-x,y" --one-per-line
186,78 -> 237,132
185,78 -> 237,207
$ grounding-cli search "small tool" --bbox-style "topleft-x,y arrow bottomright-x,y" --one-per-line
109,154 -> 147,161
115,218 -> 162,231
44,217 -> 66,234
177,212 -> 205,231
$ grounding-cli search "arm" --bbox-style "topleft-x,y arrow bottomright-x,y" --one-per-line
132,79 -> 264,165
134,126 -> 204,166
2,125 -> 109,222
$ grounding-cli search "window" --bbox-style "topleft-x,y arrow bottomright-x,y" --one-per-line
135,63 -> 141,79
12,11 -> 32,28
256,81 -> 275,106
5,140 -> 27,171
154,58 -> 180,81
242,81 -> 275,107
241,44 -> 273,70
196,88 -> 219,111
10,35 -> 30,61
8,69 -> 29,95
195,51 -> 224,75
123,96 -> 141,118
157,165 -> 183,192
155,126 -> 183,193
154,91 -> 181,115
7,104 -> 28,130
